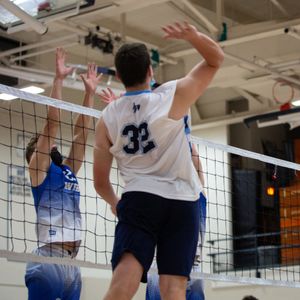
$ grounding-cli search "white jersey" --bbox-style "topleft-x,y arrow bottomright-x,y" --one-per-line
102,80 -> 202,201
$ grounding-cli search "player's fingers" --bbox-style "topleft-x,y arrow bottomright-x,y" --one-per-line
96,72 -> 103,81
102,90 -> 110,97
174,22 -> 184,32
80,73 -> 87,83
166,24 -> 180,34
107,87 -> 114,96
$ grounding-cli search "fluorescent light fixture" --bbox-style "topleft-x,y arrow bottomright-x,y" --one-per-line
0,93 -> 18,101
0,85 -> 44,101
20,85 -> 45,94
292,100 -> 300,107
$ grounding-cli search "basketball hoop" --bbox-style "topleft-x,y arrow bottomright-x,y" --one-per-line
272,80 -> 294,110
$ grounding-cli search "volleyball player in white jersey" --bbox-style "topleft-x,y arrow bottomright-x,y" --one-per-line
145,129 -> 207,300
94,22 -> 224,300
25,48 -> 102,300
99,87 -> 207,300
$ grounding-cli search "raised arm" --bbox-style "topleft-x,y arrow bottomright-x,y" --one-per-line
162,22 -> 224,120
93,117 -> 119,215
64,63 -> 102,175
28,48 -> 74,186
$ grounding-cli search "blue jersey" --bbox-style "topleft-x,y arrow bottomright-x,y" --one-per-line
32,163 -> 81,243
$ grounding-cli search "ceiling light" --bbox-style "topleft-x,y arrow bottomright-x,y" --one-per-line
291,100 -> 300,107
0,93 -> 18,101
20,85 -> 45,94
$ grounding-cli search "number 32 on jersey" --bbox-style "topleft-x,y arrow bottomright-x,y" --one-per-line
122,122 -> 156,154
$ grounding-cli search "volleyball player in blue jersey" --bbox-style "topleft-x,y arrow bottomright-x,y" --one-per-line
94,22 -> 223,300
24,48 -> 102,300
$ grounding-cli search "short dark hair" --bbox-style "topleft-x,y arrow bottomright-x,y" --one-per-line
25,134 -> 40,164
242,296 -> 258,300
115,43 -> 151,87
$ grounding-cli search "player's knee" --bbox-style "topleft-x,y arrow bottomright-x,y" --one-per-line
107,281 -> 137,300
159,277 -> 186,300
160,285 -> 185,300
108,253 -> 143,299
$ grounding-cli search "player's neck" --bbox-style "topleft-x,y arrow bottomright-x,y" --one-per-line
125,82 -> 151,92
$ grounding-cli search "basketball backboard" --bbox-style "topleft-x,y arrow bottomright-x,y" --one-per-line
244,107 -> 300,130
0,0 -> 94,32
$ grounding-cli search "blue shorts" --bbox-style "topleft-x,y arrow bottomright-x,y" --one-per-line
112,192 -> 200,283
25,245 -> 81,300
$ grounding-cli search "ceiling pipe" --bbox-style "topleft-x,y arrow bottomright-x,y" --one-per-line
191,107 -> 279,131
180,0 -> 219,35
216,0 -> 223,32
169,19 -> 300,57
5,0 -> 81,34
0,34 -> 78,59
0,0 -> 47,35
0,65 -> 123,93
55,20 -> 177,65
224,52 -> 300,87
284,27 -> 300,41
9,42 -> 79,63
268,59 -> 300,69
69,0 -> 170,22
54,20 -> 88,36
269,0 -> 289,17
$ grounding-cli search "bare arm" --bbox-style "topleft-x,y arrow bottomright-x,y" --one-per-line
191,143 -> 205,188
29,48 -> 74,186
162,22 -> 224,120
93,117 -> 119,215
64,64 -> 102,175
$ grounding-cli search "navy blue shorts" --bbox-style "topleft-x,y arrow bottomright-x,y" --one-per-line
111,192 -> 200,283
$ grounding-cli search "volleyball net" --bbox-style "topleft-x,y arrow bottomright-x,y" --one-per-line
1,83 -> 300,287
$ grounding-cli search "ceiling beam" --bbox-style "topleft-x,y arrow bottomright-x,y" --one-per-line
269,0 -> 289,17
0,66 -> 123,93
0,34 -> 78,59
191,107 -> 279,130
120,13 -> 127,42
224,52 -> 300,87
55,20 -> 177,65
4,2 -> 80,35
285,27 -> 300,41
9,42 -> 79,63
216,0 -> 223,31
0,0 -> 47,34
168,18 -> 300,57
234,87 -> 264,104
179,0 -> 219,35
70,0 -> 171,22
168,1 -> 210,35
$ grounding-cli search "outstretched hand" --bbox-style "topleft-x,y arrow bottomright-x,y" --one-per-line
55,48 -> 75,80
98,87 -> 120,104
80,63 -> 103,95
162,21 -> 198,42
